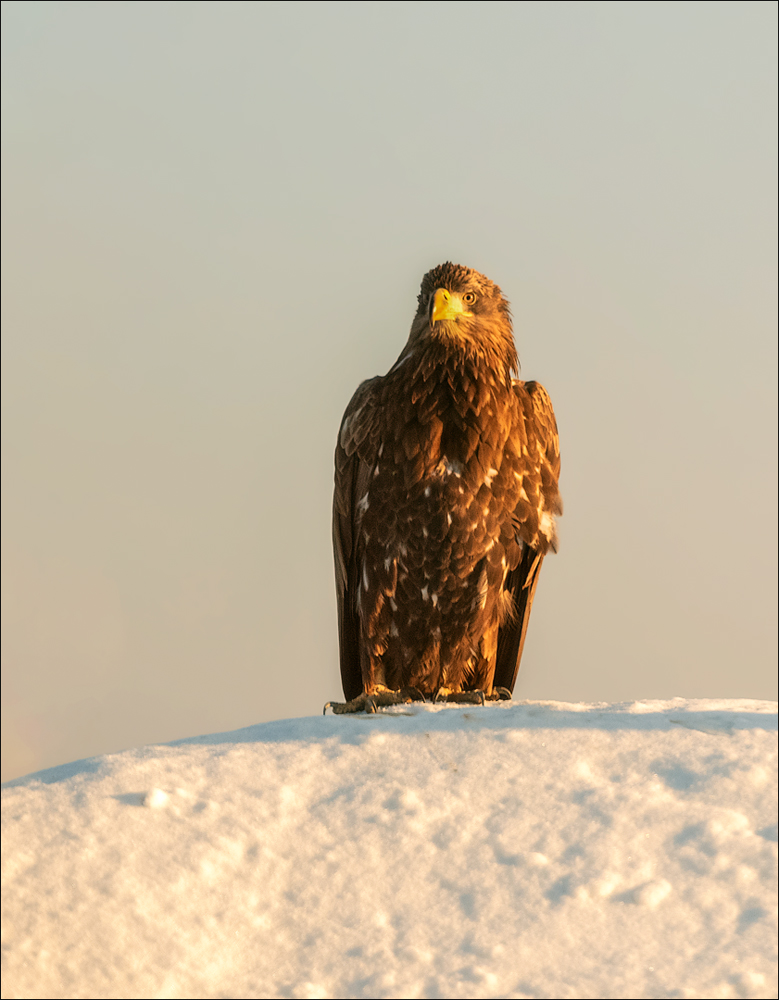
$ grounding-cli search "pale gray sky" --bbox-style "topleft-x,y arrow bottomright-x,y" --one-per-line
2,1 -> 777,781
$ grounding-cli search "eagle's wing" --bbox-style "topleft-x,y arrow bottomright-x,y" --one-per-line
494,381 -> 562,693
333,377 -> 382,701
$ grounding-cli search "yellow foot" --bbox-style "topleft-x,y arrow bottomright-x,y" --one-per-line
323,686 -> 426,715
433,687 -> 512,705
433,688 -> 486,705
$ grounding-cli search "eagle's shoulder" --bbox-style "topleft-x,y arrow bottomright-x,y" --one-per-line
337,376 -> 383,460
512,378 -> 561,476
333,375 -> 384,593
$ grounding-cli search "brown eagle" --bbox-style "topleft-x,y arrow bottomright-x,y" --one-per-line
328,262 -> 561,713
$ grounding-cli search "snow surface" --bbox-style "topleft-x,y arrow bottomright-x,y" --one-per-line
2,699 -> 777,1000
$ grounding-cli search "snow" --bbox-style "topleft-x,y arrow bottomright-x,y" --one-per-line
2,699 -> 777,1000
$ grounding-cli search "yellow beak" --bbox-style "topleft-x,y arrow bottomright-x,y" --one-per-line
431,287 -> 470,323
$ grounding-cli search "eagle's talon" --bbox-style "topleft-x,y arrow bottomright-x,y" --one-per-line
490,687 -> 513,701
434,689 -> 488,705
323,687 -> 417,714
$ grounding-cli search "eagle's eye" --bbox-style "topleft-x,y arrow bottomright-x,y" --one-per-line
462,292 -> 476,304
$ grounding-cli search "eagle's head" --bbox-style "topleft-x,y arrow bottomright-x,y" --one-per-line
408,262 -> 518,376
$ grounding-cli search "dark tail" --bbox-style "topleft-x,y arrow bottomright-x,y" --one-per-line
494,546 -> 544,693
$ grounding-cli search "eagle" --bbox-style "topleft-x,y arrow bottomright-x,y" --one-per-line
328,262 -> 561,713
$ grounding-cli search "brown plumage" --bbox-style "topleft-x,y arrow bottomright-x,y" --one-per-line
329,263 -> 561,713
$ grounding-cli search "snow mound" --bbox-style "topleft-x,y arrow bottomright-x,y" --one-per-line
2,699 -> 777,1000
